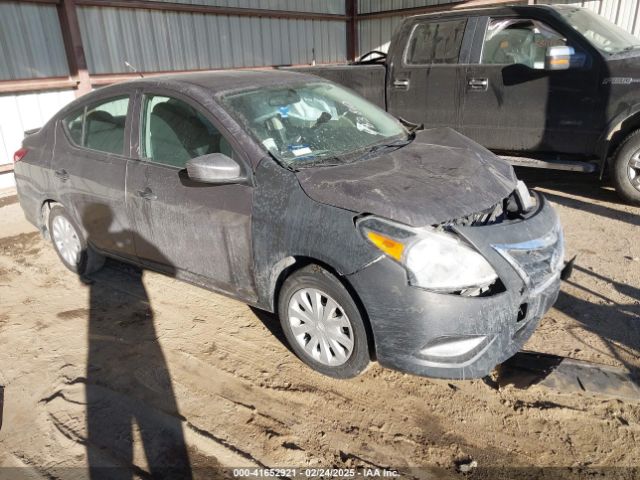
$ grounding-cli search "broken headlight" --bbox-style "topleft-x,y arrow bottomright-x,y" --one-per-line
358,217 -> 498,293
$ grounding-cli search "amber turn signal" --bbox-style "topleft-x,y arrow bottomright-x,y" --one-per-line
366,231 -> 405,261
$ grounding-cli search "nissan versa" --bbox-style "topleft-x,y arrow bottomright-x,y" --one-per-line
14,70 -> 566,379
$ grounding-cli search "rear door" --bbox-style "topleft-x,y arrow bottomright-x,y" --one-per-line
459,15 -> 601,154
53,94 -> 135,257
386,16 -> 474,129
125,90 -> 257,302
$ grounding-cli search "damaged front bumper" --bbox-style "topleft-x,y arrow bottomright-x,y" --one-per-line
346,194 -> 562,380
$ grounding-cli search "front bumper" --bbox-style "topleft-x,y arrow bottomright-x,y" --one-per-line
346,194 -> 562,380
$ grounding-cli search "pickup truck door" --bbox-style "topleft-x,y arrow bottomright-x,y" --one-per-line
386,17 -> 475,129
125,90 -> 257,303
459,15 -> 602,155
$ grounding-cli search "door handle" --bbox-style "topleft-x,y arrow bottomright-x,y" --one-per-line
393,78 -> 410,90
468,78 -> 489,91
136,187 -> 157,201
54,169 -> 69,181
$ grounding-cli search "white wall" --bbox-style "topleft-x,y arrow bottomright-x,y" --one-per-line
0,89 -> 77,188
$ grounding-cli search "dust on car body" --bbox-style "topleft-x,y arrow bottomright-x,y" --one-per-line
13,69 -> 565,379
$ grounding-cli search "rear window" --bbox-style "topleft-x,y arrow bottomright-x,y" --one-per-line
63,96 -> 130,155
405,19 -> 467,65
65,108 -> 84,146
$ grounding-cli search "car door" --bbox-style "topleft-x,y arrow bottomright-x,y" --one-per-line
459,15 -> 601,154
386,16 -> 473,129
125,89 -> 257,302
53,94 -> 136,257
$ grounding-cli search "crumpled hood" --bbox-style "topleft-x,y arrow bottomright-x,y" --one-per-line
295,127 -> 517,227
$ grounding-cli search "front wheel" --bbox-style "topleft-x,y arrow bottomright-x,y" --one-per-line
278,265 -> 370,379
612,132 -> 640,205
48,205 -> 105,275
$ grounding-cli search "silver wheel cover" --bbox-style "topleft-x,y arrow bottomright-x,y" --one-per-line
51,215 -> 82,267
287,288 -> 355,366
629,152 -> 640,192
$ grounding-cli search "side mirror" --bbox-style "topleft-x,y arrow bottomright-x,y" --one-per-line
186,153 -> 246,184
545,45 -> 575,71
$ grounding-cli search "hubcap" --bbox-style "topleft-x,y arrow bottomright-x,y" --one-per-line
51,215 -> 81,267
287,288 -> 354,366
629,152 -> 640,191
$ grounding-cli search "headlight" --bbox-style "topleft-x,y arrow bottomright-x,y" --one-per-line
358,217 -> 498,293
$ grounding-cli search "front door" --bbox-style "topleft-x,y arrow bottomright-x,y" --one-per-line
386,16 -> 471,129
125,92 -> 256,302
459,16 -> 601,155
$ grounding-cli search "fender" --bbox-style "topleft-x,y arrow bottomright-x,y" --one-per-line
251,158 -> 380,311
596,104 -> 640,177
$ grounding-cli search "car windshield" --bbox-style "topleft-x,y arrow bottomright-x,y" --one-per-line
221,82 -> 407,167
555,6 -> 640,55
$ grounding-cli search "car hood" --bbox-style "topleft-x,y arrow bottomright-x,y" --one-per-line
295,128 -> 517,227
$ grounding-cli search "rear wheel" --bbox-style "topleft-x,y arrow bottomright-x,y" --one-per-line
612,131 -> 640,205
48,205 -> 105,275
277,265 -> 370,379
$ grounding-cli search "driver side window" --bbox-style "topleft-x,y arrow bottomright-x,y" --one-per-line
140,94 -> 234,168
481,18 -> 567,68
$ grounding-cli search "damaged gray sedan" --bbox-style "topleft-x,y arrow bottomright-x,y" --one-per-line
14,70 -> 565,379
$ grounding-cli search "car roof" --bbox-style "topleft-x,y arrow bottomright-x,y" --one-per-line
54,69 -> 322,120
104,69 -> 319,96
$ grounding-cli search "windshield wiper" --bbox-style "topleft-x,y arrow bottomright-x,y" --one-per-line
291,155 -> 346,170
398,116 -> 424,134
360,134 -> 416,161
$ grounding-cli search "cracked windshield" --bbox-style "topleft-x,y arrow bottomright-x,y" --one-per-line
222,82 -> 407,167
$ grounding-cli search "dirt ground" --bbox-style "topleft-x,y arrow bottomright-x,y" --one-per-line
0,169 -> 639,479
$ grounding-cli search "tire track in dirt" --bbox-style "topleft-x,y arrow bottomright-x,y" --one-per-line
1,198 -> 640,477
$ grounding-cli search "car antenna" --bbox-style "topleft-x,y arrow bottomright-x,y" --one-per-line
125,61 -> 144,78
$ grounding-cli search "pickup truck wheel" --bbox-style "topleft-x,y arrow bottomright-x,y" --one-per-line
278,265 -> 370,379
612,132 -> 640,205
48,205 -> 105,276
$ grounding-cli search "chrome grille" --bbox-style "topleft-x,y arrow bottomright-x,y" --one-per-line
493,226 -> 564,291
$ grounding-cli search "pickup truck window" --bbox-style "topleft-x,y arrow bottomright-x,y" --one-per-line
222,82 -> 406,168
405,19 -> 467,65
555,6 -> 640,55
481,18 -> 567,69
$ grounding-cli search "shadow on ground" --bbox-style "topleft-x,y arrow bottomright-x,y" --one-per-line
515,168 -> 640,227
81,204 -> 193,480
497,262 -> 640,397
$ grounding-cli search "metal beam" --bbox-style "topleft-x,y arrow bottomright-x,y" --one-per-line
346,0 -> 358,62
357,0 -> 522,20
57,0 -> 91,96
0,0 -> 61,4
74,0 -> 348,21
0,77 -> 78,94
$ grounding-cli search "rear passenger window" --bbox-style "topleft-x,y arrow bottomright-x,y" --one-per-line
405,19 -> 467,65
141,95 -> 234,168
65,109 -> 84,145
63,96 -> 129,155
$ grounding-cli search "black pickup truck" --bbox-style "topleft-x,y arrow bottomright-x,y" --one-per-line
290,5 -> 640,204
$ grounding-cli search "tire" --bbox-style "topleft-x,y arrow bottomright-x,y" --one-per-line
277,264 -> 370,379
611,131 -> 640,205
48,205 -> 105,276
